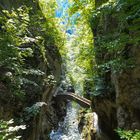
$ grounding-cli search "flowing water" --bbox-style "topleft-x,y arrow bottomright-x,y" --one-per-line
50,102 -> 82,140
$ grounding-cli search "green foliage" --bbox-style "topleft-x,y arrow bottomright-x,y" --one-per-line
44,75 -> 56,86
0,1 -> 65,138
0,3 -> 55,98
65,0 -> 95,94
97,57 -> 135,73
39,0 -> 66,54
65,24 -> 95,93
69,0 -> 95,21
67,1 -> 96,94
0,6 -> 32,97
24,102 -> 47,121
0,119 -> 26,140
90,0 -> 140,74
67,0 -> 139,97
116,128 -> 140,140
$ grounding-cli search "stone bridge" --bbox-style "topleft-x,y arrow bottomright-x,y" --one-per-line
54,92 -> 91,108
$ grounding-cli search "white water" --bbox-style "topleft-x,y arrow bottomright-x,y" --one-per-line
50,102 -> 82,140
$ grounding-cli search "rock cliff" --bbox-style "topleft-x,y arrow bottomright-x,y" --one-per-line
0,0 -> 66,139
91,0 -> 140,139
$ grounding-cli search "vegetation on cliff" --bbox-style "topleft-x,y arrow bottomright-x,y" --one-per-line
0,0 -> 65,139
68,0 -> 140,139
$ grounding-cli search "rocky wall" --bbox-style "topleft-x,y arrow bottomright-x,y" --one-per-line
0,0 -> 66,139
92,0 -> 140,139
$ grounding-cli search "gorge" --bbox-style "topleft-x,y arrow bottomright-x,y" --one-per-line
0,0 -> 140,140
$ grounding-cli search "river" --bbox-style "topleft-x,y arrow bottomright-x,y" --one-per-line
50,102 -> 83,140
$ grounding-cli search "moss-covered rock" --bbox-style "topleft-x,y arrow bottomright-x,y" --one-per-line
0,0 -> 65,139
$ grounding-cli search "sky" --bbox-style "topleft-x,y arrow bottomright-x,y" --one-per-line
55,0 -> 80,35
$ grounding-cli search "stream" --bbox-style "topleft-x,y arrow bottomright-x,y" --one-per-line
50,102 -> 82,140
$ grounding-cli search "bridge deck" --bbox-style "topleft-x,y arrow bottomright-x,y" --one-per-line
55,92 -> 91,108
